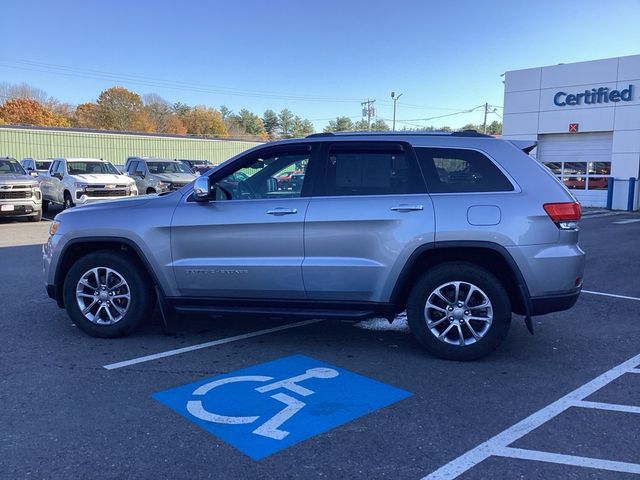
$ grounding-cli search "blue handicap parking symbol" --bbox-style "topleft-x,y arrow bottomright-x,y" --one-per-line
152,354 -> 411,460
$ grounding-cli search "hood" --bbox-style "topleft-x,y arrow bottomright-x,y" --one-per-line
55,195 -> 155,219
73,173 -> 135,185
154,173 -> 196,183
0,173 -> 38,187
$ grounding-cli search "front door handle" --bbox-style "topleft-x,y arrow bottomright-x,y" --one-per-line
267,207 -> 298,216
390,204 -> 424,212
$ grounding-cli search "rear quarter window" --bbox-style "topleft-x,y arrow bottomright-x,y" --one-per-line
415,147 -> 514,193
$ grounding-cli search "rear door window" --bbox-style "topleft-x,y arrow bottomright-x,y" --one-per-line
415,147 -> 514,193
317,142 -> 425,196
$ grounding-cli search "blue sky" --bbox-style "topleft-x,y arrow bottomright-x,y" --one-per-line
2,0 -> 639,131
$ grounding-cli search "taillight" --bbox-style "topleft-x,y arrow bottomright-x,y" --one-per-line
544,202 -> 581,229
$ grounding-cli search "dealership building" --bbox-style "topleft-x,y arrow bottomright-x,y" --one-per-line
503,54 -> 639,210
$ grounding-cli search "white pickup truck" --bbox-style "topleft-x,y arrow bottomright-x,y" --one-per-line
39,158 -> 138,210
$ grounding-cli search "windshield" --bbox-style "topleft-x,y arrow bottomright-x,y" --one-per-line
0,158 -> 27,175
36,161 -> 52,171
147,161 -> 190,174
68,161 -> 120,175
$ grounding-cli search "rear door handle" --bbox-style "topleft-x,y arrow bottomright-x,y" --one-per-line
390,204 -> 424,212
267,207 -> 298,216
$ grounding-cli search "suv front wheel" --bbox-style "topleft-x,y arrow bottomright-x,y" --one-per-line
62,251 -> 154,338
407,262 -> 511,361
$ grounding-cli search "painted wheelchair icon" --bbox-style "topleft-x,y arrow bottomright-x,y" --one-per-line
186,367 -> 339,440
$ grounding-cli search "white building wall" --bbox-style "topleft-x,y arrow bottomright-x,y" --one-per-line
503,55 -> 640,210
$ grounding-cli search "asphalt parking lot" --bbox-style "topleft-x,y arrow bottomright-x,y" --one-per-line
1,208 -> 639,479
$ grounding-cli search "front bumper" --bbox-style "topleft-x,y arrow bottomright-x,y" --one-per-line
0,198 -> 42,216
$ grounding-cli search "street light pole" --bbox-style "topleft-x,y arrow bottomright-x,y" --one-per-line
391,91 -> 403,131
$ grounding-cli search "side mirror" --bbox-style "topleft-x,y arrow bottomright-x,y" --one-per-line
193,176 -> 211,201
53,172 -> 63,180
30,171 -> 39,177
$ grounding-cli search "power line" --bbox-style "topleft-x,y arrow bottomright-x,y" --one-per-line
1,58 -> 502,113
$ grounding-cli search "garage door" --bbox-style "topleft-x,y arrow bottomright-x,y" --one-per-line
537,132 -> 613,207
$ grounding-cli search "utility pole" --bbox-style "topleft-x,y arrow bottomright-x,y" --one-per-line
361,99 -> 376,131
482,102 -> 489,134
391,92 -> 403,131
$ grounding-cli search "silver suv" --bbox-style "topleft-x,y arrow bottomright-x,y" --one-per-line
124,157 -> 197,194
43,132 -> 585,360
1,157 -> 43,221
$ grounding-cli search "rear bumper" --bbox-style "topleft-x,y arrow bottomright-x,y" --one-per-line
530,288 -> 581,315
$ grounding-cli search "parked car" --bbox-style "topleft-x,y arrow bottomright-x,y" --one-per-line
0,157 -> 43,221
44,132 -> 585,360
38,157 -> 138,210
179,159 -> 214,175
275,169 -> 304,190
21,158 -> 53,177
124,157 -> 197,194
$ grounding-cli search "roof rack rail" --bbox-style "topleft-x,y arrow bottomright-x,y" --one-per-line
306,130 -> 492,138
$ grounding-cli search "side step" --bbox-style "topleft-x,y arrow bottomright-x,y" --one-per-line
172,305 -> 378,320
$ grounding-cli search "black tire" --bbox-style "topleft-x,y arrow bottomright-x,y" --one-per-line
42,200 -> 49,212
62,251 -> 155,338
146,188 -> 156,195
407,262 -> 511,361
28,210 -> 42,222
63,191 -> 75,209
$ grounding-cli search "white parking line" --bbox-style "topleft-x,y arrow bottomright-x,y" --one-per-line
582,290 -> 640,302
493,447 -> 640,474
422,352 -> 640,479
612,219 -> 640,225
574,400 -> 640,415
103,319 -> 323,370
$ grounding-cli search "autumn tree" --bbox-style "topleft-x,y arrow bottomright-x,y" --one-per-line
93,87 -> 153,132
0,98 -> 70,127
73,102 -> 100,128
182,106 -> 227,136
143,93 -> 186,134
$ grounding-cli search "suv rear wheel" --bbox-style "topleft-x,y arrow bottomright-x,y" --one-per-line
407,262 -> 511,361
62,251 -> 154,338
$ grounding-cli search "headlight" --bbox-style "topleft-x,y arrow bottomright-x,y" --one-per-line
74,182 -> 88,190
49,221 -> 61,236
158,181 -> 172,190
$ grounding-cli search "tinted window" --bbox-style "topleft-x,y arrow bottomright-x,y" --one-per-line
67,162 -> 120,175
415,147 -> 514,193
147,161 -> 190,174
320,143 -> 424,196
126,160 -> 138,174
36,160 -> 52,171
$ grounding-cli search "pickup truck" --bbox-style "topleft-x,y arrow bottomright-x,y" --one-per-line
0,157 -> 43,221
39,158 -> 138,210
